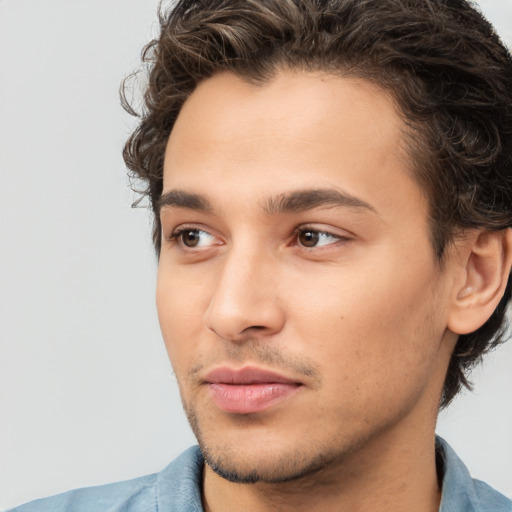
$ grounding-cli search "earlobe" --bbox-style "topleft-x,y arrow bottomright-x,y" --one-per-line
448,228 -> 512,335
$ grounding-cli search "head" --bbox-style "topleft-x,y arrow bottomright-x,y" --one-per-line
123,0 -> 512,482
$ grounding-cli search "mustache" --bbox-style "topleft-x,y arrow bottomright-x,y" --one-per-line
188,340 -> 322,385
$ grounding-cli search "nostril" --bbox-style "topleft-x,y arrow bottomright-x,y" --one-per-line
236,325 -> 268,336
242,325 -> 266,333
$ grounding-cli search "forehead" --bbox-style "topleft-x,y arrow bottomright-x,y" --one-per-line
163,70 -> 425,222
166,70 -> 404,164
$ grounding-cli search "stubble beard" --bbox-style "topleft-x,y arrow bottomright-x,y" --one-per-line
179,343 -> 337,484
185,406 -> 340,484
182,399 -> 385,488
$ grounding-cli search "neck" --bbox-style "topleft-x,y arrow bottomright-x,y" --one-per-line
202,424 -> 442,512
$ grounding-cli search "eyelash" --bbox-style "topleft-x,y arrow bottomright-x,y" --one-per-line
167,224 -> 350,251
168,225 -> 216,247
291,226 -> 349,250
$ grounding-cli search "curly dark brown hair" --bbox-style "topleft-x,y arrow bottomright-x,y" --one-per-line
122,0 -> 512,408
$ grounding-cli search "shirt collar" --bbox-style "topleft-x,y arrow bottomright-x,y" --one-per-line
436,436 -> 511,512
154,440 -> 510,512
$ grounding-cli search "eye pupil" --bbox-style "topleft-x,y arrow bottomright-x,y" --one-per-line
182,230 -> 200,247
299,230 -> 319,247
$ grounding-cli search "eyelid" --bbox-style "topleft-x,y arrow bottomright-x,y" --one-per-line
294,224 -> 354,238
167,224 -> 222,249
164,222 -> 353,252
292,224 -> 354,249
166,223 -> 206,239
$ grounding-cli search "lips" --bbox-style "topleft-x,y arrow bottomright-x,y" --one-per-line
203,366 -> 302,414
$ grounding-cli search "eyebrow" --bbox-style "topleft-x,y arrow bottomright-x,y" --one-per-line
264,188 -> 377,215
157,187 -> 377,216
158,190 -> 213,213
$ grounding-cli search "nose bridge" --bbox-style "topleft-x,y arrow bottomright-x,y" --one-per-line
203,237 -> 283,340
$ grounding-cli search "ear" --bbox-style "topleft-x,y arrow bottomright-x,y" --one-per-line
448,228 -> 512,335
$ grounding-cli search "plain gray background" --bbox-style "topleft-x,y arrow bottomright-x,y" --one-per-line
1,0 -> 511,509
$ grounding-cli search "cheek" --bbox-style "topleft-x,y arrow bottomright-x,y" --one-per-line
156,266 -> 208,371
291,256 -> 445,396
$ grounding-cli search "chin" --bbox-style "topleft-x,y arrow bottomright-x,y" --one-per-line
201,439 -> 336,484
182,385 -> 405,485
186,407 -> 350,485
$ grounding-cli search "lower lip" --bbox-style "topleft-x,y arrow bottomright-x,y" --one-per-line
208,383 -> 301,414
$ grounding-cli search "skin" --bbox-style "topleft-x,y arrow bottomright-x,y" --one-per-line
156,70 -> 482,512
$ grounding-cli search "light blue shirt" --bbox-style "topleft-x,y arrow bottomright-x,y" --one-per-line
9,438 -> 511,511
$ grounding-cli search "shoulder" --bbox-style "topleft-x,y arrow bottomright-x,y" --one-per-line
469,479 -> 512,512
8,446 -> 204,512
437,437 -> 512,512
7,474 -> 158,512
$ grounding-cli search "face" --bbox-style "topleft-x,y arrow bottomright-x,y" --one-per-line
157,70 -> 457,483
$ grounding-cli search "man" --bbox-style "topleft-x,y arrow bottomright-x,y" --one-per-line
10,0 -> 512,511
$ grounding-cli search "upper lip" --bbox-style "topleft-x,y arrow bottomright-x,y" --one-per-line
203,366 -> 301,385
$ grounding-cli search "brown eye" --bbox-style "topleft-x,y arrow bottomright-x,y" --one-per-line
181,230 -> 201,247
298,230 -> 320,247
171,228 -> 217,248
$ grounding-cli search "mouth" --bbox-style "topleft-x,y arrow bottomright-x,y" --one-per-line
203,366 -> 303,414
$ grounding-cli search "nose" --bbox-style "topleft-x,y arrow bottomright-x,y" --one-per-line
203,244 -> 286,342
